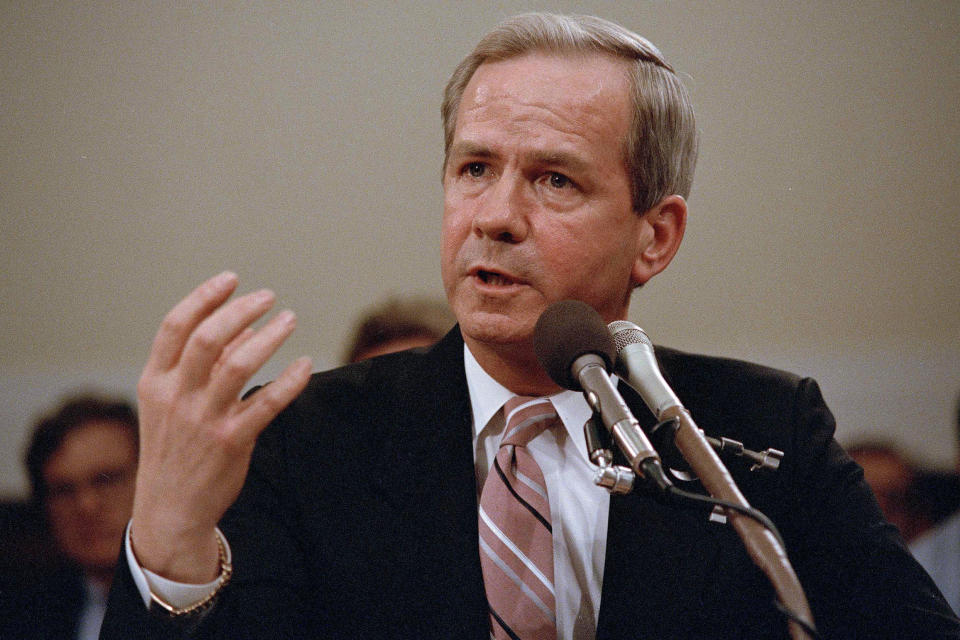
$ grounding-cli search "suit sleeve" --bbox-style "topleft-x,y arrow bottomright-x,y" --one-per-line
101,362 -> 408,640
782,377 -> 959,639
100,392 -> 320,640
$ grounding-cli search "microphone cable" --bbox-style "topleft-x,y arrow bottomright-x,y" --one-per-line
649,483 -> 823,640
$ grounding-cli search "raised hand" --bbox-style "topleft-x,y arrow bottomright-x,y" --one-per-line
129,272 -> 312,583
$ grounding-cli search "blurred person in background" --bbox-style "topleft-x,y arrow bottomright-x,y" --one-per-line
1,394 -> 138,640
847,440 -> 933,542
343,296 -> 456,363
911,394 -> 960,614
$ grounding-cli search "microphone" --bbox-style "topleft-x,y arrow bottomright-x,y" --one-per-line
533,300 -> 671,493
607,319 -> 816,638
607,319 -> 741,495
609,321 -> 783,473
607,320 -> 681,419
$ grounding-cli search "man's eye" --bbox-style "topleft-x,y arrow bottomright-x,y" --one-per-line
46,483 -> 72,500
547,172 -> 571,189
464,162 -> 486,178
92,470 -> 127,489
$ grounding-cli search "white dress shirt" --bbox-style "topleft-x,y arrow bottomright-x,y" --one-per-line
77,576 -> 108,640
465,344 -> 610,639
126,343 -> 611,639
910,510 -> 960,615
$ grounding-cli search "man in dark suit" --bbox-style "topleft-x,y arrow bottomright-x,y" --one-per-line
3,395 -> 138,640
101,12 -> 959,639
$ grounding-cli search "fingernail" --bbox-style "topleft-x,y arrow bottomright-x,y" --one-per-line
253,289 -> 276,304
214,271 -> 238,287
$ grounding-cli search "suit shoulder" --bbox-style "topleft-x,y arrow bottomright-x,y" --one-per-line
299,346 -> 435,402
655,345 -> 805,393
292,326 -> 464,406
651,346 -> 830,447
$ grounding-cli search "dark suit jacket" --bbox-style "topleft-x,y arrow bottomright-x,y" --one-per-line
2,563 -> 87,639
101,327 -> 959,639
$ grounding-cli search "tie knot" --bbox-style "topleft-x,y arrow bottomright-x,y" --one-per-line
501,396 -> 557,448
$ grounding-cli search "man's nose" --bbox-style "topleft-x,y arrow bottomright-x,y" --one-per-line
472,174 -> 529,243
74,484 -> 106,513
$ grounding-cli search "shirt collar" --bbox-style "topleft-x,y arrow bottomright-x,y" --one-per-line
463,342 -> 594,447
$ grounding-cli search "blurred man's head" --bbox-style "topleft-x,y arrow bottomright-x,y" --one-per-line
848,441 -> 931,541
25,395 -> 138,586
345,297 -> 455,363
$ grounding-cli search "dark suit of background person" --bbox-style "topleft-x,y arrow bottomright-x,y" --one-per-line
98,12 -> 960,640
1,395 -> 138,640
100,326 -> 957,638
4,564 -> 89,639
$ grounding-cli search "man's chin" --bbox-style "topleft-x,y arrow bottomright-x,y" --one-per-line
457,311 -> 535,348
70,539 -> 123,566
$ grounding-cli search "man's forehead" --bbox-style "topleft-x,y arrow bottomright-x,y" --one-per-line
46,421 -> 136,464
458,53 -> 631,127
450,53 -> 632,162
468,51 -> 631,100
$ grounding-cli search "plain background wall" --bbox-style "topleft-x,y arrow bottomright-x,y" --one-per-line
1,1 -> 957,497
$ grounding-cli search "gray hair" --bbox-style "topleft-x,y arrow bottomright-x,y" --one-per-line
441,13 -> 699,213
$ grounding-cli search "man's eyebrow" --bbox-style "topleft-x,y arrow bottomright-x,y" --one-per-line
526,150 -> 590,174
448,143 -> 590,173
447,141 -> 494,159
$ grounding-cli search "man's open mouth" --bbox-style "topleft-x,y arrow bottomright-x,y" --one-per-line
476,269 -> 517,286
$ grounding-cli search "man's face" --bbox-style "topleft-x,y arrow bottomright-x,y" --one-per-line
43,420 -> 137,578
441,52 -> 647,355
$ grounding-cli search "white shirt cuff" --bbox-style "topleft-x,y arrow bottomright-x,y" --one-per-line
124,521 -> 232,609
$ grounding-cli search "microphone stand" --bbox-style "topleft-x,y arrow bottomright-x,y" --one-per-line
665,405 -> 814,640
584,407 -> 815,640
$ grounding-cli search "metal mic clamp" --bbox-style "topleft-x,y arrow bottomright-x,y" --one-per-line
594,465 -> 636,495
582,413 -> 636,495
703,434 -> 784,473
650,416 -> 784,476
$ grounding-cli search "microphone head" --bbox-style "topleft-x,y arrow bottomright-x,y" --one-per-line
608,319 -> 653,355
533,300 -> 616,390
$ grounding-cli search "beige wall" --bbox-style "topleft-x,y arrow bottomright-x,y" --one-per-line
2,1 -> 958,496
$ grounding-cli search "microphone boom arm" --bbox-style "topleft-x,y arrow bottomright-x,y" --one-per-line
664,405 -> 814,640
607,320 -> 815,639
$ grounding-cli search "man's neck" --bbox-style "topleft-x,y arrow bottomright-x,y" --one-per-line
462,335 -> 561,397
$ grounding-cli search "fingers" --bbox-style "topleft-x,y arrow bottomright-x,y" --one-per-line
235,355 -> 313,442
177,289 -> 278,389
211,327 -> 256,378
207,308 -> 300,407
130,273 -> 311,579
146,271 -> 239,374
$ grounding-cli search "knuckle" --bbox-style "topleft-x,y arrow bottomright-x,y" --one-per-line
136,374 -> 153,398
189,328 -> 220,355
137,375 -> 169,405
211,421 -> 251,454
159,312 -> 188,336
258,392 -> 284,415
220,355 -> 254,381
257,384 -> 291,416
169,402 -> 198,428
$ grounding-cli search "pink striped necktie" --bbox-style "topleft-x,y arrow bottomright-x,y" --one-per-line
479,396 -> 559,640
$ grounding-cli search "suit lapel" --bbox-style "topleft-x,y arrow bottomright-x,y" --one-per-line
597,488 -> 724,639
595,369 -> 724,639
375,328 -> 490,639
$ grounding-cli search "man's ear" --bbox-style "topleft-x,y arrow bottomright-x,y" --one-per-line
631,194 -> 687,287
